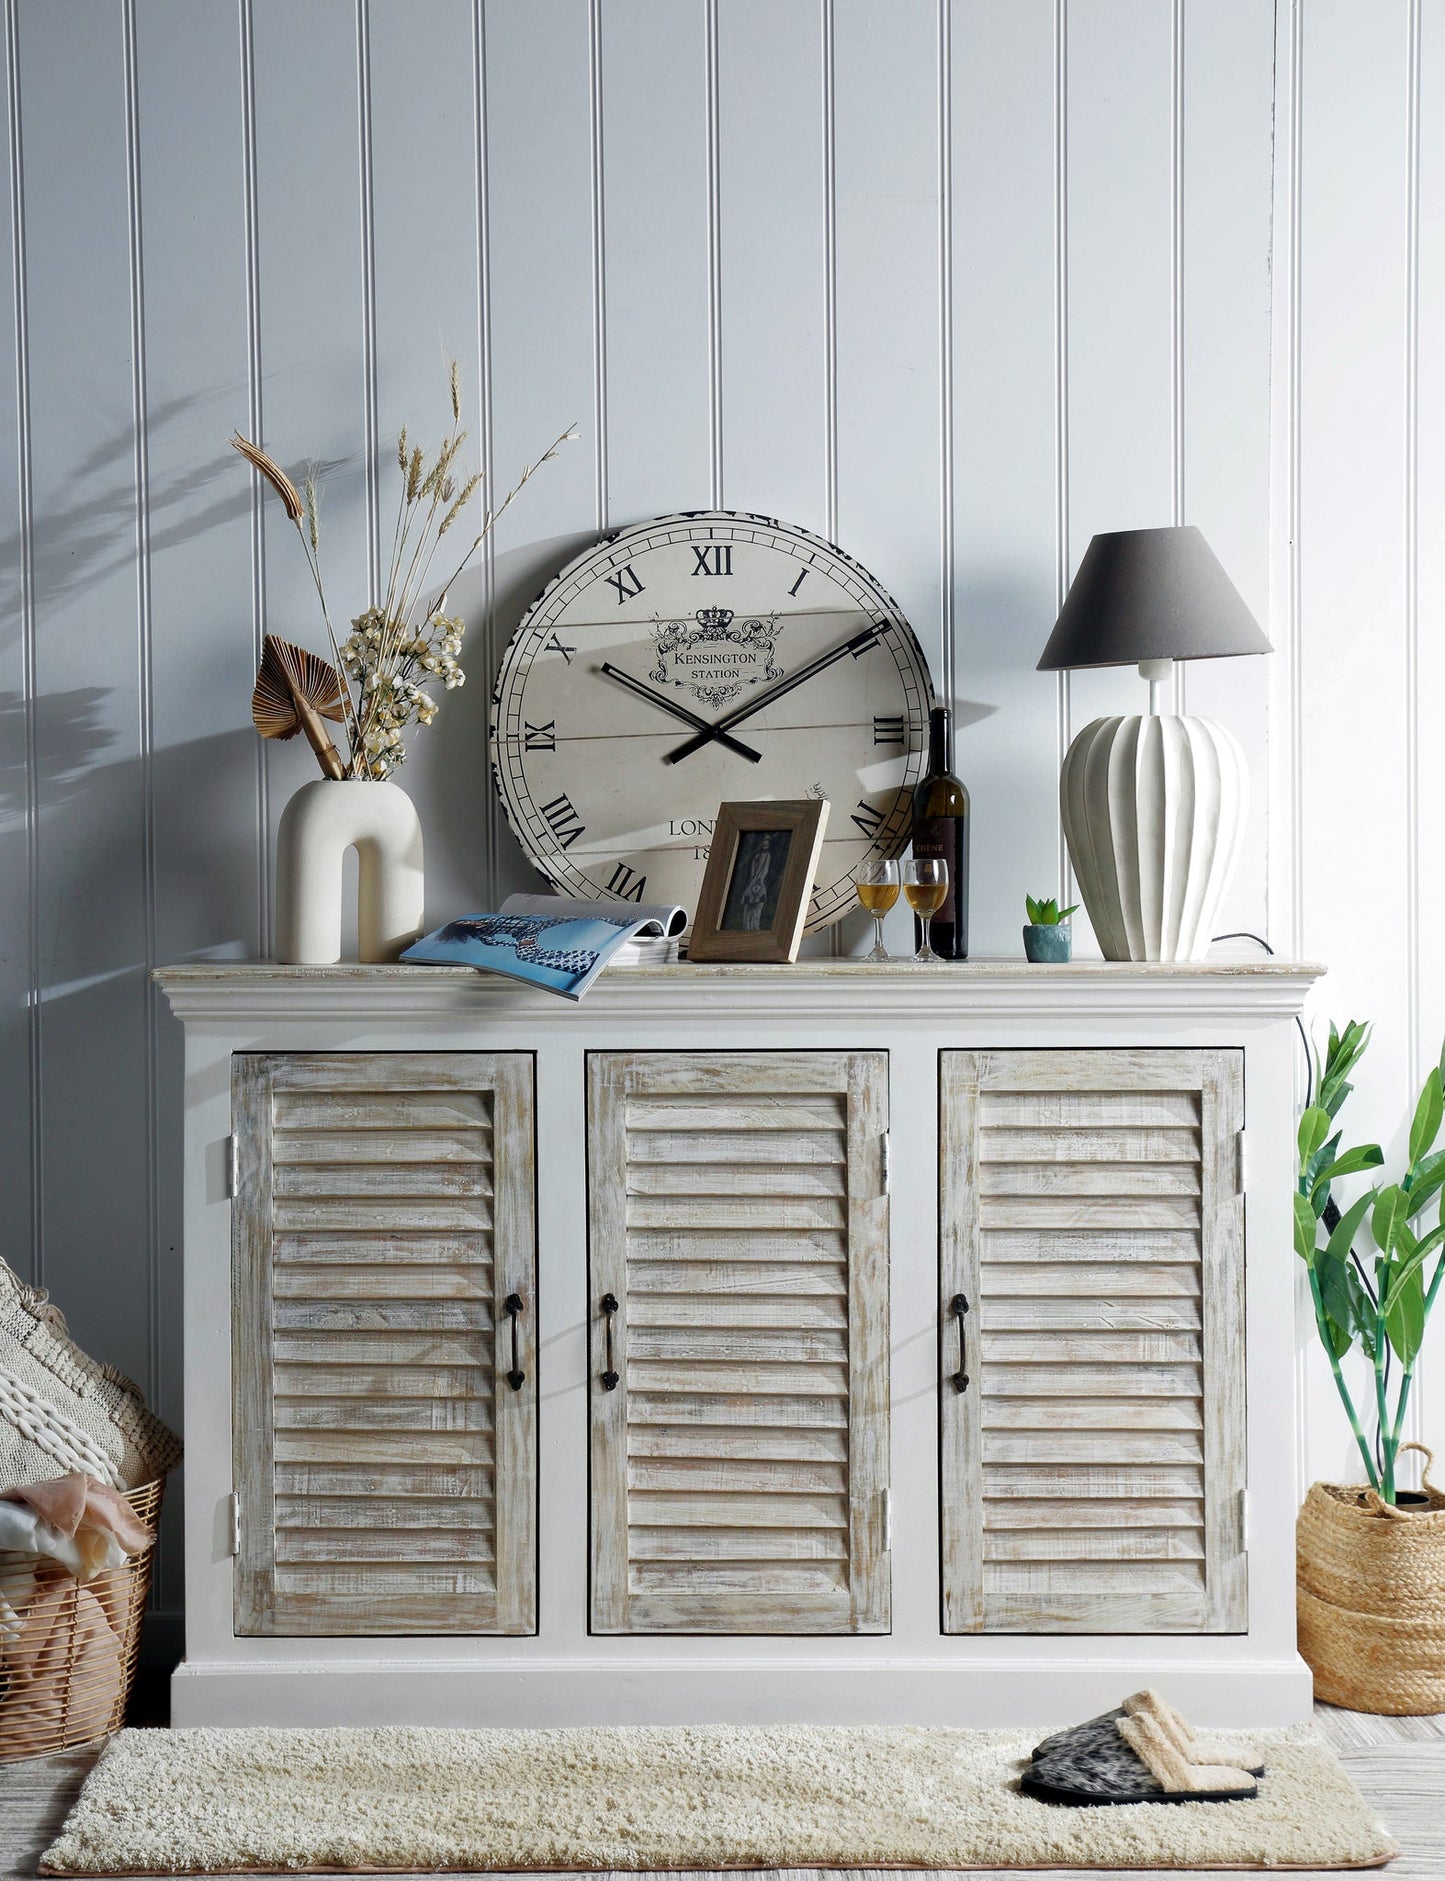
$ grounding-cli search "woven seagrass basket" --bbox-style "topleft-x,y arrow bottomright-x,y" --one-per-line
1297,1441 -> 1445,1714
0,1478 -> 161,1759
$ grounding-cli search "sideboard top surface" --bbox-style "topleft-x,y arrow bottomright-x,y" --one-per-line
154,957 -> 1325,1024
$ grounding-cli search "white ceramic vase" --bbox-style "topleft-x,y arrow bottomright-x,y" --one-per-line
1059,713 -> 1247,963
274,778 -> 425,965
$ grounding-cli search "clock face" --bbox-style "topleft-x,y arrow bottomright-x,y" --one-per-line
489,511 -> 934,931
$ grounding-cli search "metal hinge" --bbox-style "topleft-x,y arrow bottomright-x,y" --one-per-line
880,1133 -> 891,1195
881,1487 -> 892,1551
226,1135 -> 240,1198
1236,1129 -> 1248,1193
229,1491 -> 241,1556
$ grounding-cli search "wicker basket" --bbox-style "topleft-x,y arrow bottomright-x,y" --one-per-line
1297,1441 -> 1445,1715
0,1478 -> 161,1759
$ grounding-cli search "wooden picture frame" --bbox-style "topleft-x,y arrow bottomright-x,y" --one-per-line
687,799 -> 830,963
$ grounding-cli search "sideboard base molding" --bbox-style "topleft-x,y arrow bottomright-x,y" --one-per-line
170,1655 -> 1315,1730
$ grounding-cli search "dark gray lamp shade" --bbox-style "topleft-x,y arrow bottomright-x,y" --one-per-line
1036,525 -> 1271,671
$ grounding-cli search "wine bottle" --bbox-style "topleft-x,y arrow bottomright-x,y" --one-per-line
911,703 -> 970,959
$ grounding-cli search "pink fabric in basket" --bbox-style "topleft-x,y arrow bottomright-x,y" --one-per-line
2,1474 -> 151,1580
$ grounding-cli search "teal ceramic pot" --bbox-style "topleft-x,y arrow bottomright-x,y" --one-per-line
1023,922 -> 1072,963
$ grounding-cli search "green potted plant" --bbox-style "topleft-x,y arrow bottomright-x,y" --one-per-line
1294,1019 -> 1445,1713
1022,894 -> 1077,963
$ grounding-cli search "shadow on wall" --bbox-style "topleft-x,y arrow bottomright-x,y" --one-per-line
0,687 -> 117,817
13,723 -> 264,973
0,394 -> 351,658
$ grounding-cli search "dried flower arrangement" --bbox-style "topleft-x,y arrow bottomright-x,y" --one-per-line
235,363 -> 574,780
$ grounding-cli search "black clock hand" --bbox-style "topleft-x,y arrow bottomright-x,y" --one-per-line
597,663 -> 763,763
662,622 -> 883,765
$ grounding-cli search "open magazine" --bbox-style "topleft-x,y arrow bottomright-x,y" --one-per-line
401,893 -> 688,1002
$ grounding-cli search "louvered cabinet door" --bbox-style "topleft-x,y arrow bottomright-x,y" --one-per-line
232,1053 -> 536,1636
588,1051 -> 890,1635
940,1050 -> 1245,1635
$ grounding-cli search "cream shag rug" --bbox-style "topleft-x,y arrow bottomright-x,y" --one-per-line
39,1723 -> 1396,1876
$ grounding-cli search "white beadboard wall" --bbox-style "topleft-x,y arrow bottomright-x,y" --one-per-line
0,0 -> 1437,1634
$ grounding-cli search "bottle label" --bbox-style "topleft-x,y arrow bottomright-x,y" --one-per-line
913,816 -> 960,926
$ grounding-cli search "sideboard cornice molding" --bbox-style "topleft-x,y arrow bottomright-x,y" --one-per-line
154,958 -> 1324,1025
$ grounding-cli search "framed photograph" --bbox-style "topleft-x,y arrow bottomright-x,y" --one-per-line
687,799 -> 830,963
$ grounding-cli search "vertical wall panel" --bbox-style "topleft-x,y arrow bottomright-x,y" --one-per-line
715,0 -> 827,535
1412,0 -> 1445,1451
0,0 -> 34,1285
482,0 -> 600,902
364,0 -> 489,920
951,0 -> 1061,953
1295,2 -> 1412,1132
600,0 -> 710,524
484,0 -> 598,553
1294,0 -> 1414,1486
1175,0 -> 1274,942
134,1 -> 256,965
17,0 -> 149,1378
1062,0 -> 1175,954
831,0 -> 942,686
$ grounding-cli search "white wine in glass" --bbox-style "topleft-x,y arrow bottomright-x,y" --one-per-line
902,857 -> 949,962
856,858 -> 901,961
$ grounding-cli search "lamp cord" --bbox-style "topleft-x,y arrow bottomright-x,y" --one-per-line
1212,930 -> 1312,1109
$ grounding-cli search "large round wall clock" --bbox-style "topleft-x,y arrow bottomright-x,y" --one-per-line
489,510 -> 934,931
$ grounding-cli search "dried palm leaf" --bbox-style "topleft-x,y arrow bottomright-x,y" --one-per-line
231,434 -> 304,522
252,634 -> 347,779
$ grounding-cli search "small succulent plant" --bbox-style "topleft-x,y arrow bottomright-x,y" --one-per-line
1025,894 -> 1079,927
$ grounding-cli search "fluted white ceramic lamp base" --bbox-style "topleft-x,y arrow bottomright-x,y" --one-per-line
1059,713 -> 1247,963
274,778 -> 425,965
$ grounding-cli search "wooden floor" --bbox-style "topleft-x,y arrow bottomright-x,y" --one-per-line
0,1687 -> 1439,1880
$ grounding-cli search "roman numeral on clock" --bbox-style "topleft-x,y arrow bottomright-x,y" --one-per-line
524,720 -> 556,751
873,715 -> 906,748
850,798 -> 885,837
539,792 -> 586,850
605,862 -> 647,902
691,544 -> 732,576
605,565 -> 645,604
787,567 -> 809,597
544,633 -> 576,662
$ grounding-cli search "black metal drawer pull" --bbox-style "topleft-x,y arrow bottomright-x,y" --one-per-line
601,1292 -> 620,1390
950,1292 -> 970,1394
504,1292 -> 525,1391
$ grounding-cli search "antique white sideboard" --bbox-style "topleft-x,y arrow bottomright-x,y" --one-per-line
156,958 -> 1321,1727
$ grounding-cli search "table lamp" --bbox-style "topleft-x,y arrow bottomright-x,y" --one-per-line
1036,525 -> 1272,962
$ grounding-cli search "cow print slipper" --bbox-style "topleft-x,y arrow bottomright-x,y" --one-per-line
1022,1691 -> 1263,1807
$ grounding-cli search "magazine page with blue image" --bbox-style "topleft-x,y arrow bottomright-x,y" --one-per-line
401,893 -> 688,1001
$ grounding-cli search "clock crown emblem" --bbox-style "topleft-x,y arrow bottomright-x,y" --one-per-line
694,606 -> 734,636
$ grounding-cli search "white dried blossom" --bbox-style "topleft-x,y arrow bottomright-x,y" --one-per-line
343,604 -> 469,774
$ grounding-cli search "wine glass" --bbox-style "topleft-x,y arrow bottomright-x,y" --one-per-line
855,857 -> 900,961
902,856 -> 949,962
